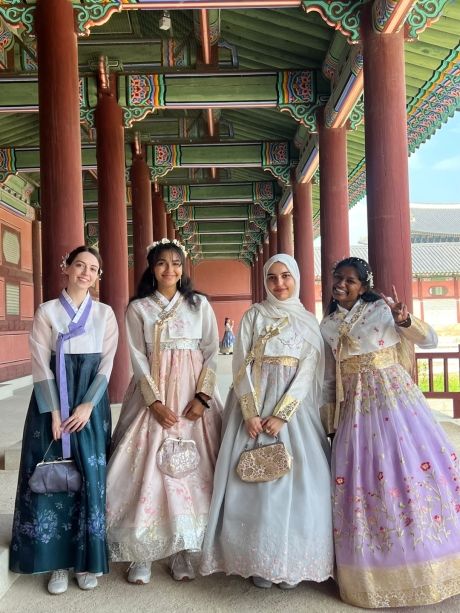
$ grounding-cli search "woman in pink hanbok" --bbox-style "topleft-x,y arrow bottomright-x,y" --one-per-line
321,256 -> 460,609
106,239 -> 222,586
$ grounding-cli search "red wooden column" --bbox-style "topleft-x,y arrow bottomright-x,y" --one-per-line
277,209 -> 294,256
293,179 -> 316,313
258,248 -> 265,301
318,110 -> 350,311
131,146 -> 153,287
32,217 -> 42,310
167,214 -> 176,240
362,7 -> 412,309
263,239 -> 269,265
269,224 -> 277,258
254,256 -> 260,302
152,188 -> 168,240
35,0 -> 84,300
95,74 -> 130,402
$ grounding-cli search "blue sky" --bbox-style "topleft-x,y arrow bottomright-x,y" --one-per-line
347,112 -> 460,244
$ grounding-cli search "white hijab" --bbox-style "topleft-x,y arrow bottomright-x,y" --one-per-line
254,253 -> 321,348
254,253 -> 324,397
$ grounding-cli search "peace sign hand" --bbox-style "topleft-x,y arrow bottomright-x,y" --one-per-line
380,285 -> 409,324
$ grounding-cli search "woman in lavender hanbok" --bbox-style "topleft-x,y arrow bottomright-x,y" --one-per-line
106,239 -> 222,586
10,246 -> 119,595
320,257 -> 460,608
201,254 -> 334,589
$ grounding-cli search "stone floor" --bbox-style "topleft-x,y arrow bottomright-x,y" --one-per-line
1,355 -> 460,612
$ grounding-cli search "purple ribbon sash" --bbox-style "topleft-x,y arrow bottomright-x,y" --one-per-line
56,293 -> 93,458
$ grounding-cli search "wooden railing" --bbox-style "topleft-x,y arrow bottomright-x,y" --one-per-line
415,345 -> 460,418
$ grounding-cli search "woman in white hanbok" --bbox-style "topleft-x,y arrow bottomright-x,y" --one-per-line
201,254 -> 334,588
106,239 -> 222,586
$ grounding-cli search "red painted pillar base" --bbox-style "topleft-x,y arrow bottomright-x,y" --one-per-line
293,179 -> 316,313
96,80 -> 130,403
362,6 -> 412,309
318,110 -> 350,312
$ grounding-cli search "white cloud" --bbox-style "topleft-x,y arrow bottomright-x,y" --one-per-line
433,155 -> 460,171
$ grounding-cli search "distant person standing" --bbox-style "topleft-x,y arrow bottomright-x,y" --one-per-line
221,317 -> 235,354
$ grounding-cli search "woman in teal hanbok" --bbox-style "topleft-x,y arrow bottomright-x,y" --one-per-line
9,246 -> 118,595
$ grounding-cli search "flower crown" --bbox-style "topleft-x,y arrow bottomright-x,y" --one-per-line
146,238 -> 187,258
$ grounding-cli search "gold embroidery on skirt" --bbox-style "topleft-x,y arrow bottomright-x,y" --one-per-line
338,554 -> 460,608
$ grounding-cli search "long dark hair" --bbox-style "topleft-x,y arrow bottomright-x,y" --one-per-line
326,256 -> 381,315
66,245 -> 103,273
132,242 -> 202,309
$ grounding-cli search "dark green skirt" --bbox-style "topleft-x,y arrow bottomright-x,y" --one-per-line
9,353 -> 111,574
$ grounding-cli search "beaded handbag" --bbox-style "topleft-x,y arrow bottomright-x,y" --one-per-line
236,436 -> 292,483
157,437 -> 200,479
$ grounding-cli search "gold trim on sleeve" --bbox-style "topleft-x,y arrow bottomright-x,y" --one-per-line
239,392 -> 259,420
139,374 -> 161,407
273,394 -> 300,422
197,367 -> 216,397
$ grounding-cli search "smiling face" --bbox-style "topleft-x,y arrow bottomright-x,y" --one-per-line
152,248 -> 183,295
64,251 -> 100,292
332,265 -> 366,310
266,261 -> 296,301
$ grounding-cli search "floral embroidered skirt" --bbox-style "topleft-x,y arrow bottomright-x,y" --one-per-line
10,353 -> 111,575
106,349 -> 222,563
332,361 -> 460,608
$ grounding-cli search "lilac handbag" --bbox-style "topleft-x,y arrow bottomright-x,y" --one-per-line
29,442 -> 82,494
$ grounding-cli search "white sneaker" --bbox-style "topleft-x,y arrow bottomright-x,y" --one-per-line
170,551 -> 195,581
127,562 -> 151,585
76,572 -> 99,590
48,569 -> 69,595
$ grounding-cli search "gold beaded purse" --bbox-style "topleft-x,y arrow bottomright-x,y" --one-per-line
236,436 -> 292,483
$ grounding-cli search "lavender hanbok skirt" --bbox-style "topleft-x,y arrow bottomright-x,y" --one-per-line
332,350 -> 460,608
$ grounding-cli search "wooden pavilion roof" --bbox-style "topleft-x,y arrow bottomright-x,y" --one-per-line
0,0 -> 459,264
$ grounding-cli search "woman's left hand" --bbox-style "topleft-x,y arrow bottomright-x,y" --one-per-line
380,285 -> 409,324
61,402 -> 93,433
183,398 -> 205,421
261,416 -> 285,437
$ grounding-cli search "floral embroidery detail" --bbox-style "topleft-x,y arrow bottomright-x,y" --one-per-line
336,477 -> 345,485
421,462 -> 431,471
452,453 -> 457,461
87,507 -> 106,539
377,471 -> 384,480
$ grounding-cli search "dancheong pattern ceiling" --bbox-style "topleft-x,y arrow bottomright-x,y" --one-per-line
0,0 -> 458,263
